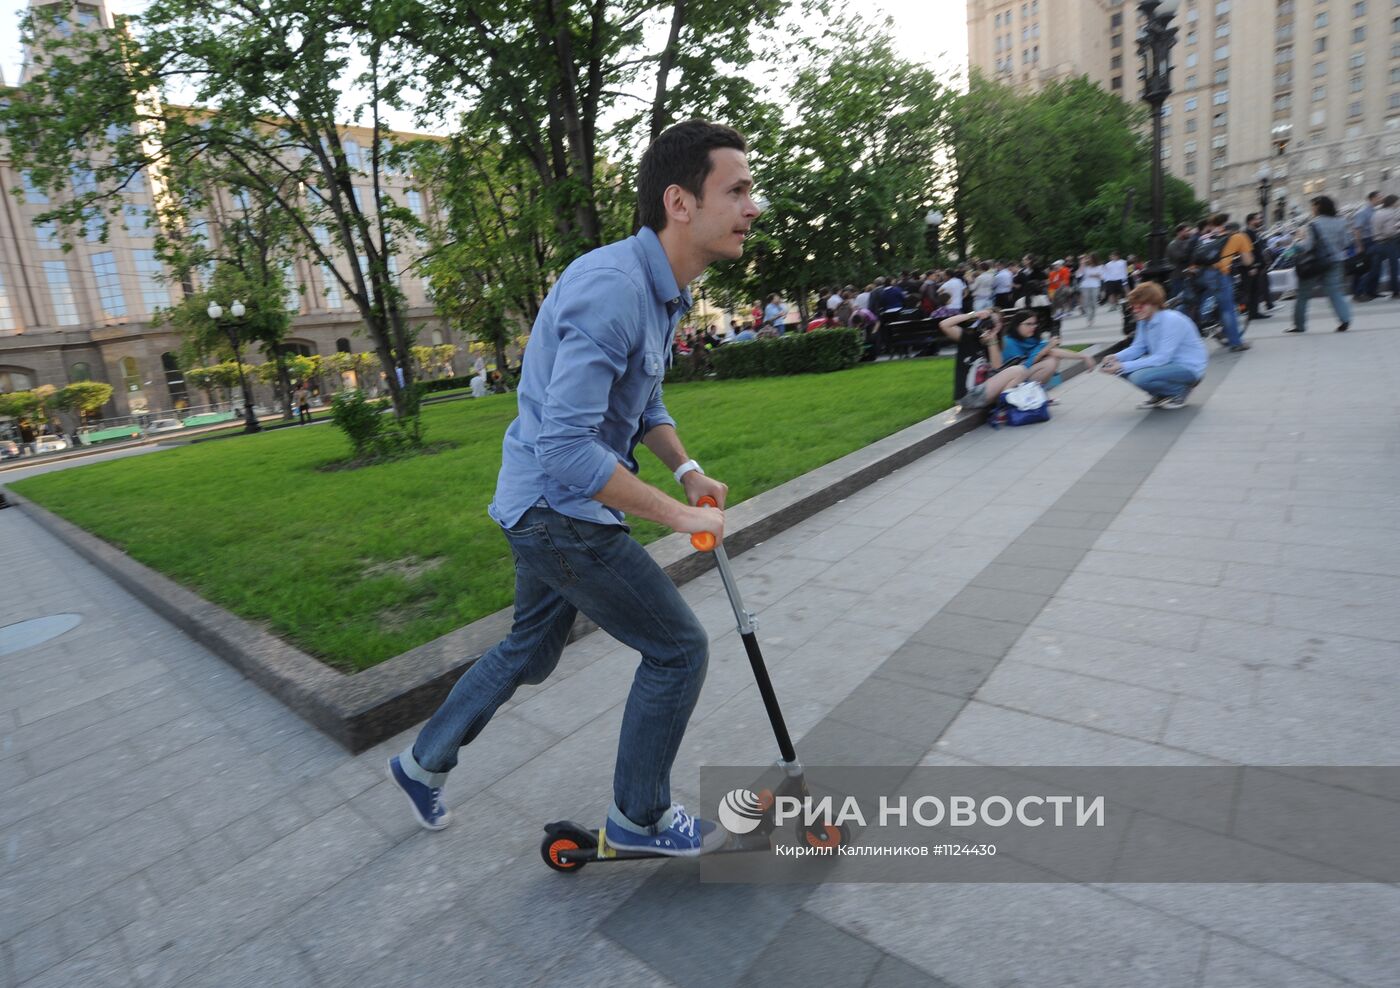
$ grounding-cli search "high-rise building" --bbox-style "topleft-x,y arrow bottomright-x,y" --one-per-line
967,0 -> 1400,224
0,0 -> 457,421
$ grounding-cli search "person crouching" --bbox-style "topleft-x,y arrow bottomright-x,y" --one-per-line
1098,282 -> 1208,410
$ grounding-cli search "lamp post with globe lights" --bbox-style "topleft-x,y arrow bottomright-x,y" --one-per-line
924,209 -> 945,262
1256,164 -> 1272,224
1137,0 -> 1180,286
206,299 -> 261,434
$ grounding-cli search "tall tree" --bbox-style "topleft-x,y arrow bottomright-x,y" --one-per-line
1,0 -> 425,420
706,23 -> 952,319
393,0 -> 789,263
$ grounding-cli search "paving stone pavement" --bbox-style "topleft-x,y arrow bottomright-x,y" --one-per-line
2,297 -> 1399,987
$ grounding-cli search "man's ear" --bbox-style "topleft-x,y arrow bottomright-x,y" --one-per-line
663,184 -> 692,226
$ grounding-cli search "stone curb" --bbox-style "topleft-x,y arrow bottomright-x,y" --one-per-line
7,344 -> 1122,751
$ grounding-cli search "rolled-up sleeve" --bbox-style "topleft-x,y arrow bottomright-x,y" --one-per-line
534,269 -> 643,497
642,380 -> 675,435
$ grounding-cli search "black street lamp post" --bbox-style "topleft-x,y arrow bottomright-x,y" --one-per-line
206,299 -> 261,434
924,208 -> 944,262
1256,164 -> 1272,225
1137,0 -> 1180,286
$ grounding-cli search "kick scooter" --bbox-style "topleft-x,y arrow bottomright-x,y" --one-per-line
540,497 -> 848,872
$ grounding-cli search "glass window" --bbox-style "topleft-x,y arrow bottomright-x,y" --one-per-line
281,260 -> 301,312
1315,12 -> 1329,28
1354,1 -> 1367,15
132,250 -> 170,313
1216,23 -> 1230,38
0,270 -> 16,332
69,164 -> 97,198
1111,54 -> 1122,69
342,138 -> 362,172
43,261 -> 81,326
36,220 -> 62,249
1313,85 -> 1326,100
89,252 -> 127,319
1275,94 -> 1293,111
1354,73 -> 1367,90
1186,116 -> 1198,132
1185,96 -> 1199,110
1213,89 -> 1230,104
68,362 -> 91,382
1391,92 -> 1400,108
1393,66 -> 1400,82
320,265 -> 342,309
351,187 -> 364,211
1111,11 -> 1123,27
1186,52 -> 1199,67
1353,100 -> 1367,115
1314,61 -> 1329,77
1215,45 -> 1230,60
21,172 -> 49,204
123,203 -> 151,239
1354,26 -> 1367,43
1112,33 -> 1122,47
406,190 -> 424,217
0,369 -> 36,391
121,356 -> 140,395
1277,23 -> 1293,42
1216,0 -> 1231,13
1215,67 -> 1229,83
1276,46 -> 1293,64
1351,52 -> 1367,68
1315,36 -> 1328,53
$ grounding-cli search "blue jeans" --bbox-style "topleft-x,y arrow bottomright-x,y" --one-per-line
1197,267 -> 1243,346
1126,364 -> 1201,399
1352,238 -> 1374,295
1364,238 -> 1399,297
401,503 -> 709,833
1293,262 -> 1352,331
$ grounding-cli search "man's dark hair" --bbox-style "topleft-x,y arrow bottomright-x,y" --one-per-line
1368,190 -> 1380,200
1209,212 -> 1230,227
1384,194 -> 1399,208
1175,223 -> 1191,234
1312,195 -> 1337,217
636,120 -> 747,232
1245,212 -> 1260,224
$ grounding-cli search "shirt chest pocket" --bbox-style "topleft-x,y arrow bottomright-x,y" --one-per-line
642,349 -> 665,380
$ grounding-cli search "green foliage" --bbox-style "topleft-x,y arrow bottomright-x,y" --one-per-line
1082,172 -> 1208,257
47,381 -> 115,429
0,388 -> 52,421
330,389 -> 389,459
943,73 -> 1204,261
707,22 -> 951,314
708,329 -> 862,380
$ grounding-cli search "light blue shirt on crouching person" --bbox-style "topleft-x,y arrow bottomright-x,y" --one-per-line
489,225 -> 690,530
1118,307 -> 1209,379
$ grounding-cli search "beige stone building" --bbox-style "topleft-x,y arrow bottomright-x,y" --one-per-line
0,0 -> 459,422
967,0 -> 1400,223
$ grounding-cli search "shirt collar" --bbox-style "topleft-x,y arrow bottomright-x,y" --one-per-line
637,225 -> 692,316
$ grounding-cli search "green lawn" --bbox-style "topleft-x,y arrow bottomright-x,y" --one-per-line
12,359 -> 956,671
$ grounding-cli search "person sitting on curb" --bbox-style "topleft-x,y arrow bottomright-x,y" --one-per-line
939,309 -> 1031,411
999,306 -> 1096,390
1098,282 -> 1208,410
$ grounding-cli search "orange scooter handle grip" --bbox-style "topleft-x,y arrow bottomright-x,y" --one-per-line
690,495 -> 719,552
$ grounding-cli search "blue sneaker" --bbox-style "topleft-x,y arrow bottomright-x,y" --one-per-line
387,756 -> 451,830
604,804 -> 727,857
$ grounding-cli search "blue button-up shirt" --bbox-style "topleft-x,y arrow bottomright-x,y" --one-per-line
1119,308 -> 1209,378
489,226 -> 690,529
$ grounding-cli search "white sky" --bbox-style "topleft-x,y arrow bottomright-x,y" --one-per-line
0,0 -> 969,119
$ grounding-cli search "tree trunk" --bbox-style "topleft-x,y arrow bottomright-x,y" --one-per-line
274,350 -> 294,421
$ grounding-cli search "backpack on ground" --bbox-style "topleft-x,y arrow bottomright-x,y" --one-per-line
989,381 -> 1051,428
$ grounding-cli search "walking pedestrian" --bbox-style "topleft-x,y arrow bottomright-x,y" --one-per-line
1078,253 -> 1104,326
1285,195 -> 1356,334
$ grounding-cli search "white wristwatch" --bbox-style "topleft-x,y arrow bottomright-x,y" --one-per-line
673,459 -> 704,484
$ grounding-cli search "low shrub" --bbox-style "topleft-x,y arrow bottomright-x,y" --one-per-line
708,328 -> 862,380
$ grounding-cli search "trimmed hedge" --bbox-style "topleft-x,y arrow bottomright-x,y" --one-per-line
708,328 -> 862,380
420,375 -> 474,393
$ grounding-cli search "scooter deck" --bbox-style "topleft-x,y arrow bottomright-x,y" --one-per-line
542,820 -> 775,869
